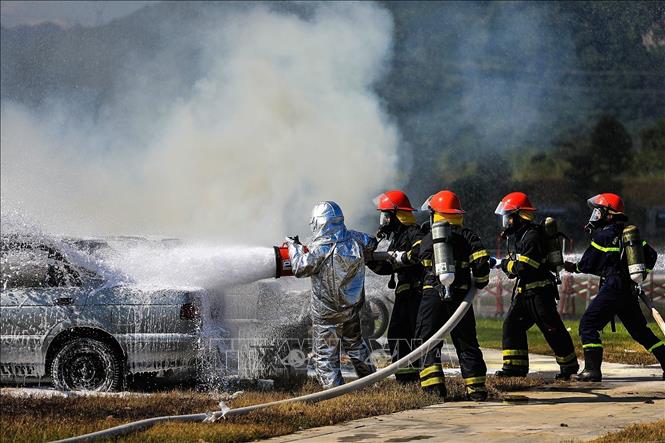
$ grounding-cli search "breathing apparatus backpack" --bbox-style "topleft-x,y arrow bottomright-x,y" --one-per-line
621,224 -> 646,284
540,217 -> 566,282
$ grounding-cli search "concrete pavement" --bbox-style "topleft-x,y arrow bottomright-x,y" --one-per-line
261,349 -> 665,443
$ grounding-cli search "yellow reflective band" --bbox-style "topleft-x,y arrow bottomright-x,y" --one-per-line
646,268 -> 653,273
507,260 -> 515,273
423,285 -> 434,290
556,352 -> 577,363
412,240 -> 422,248
464,376 -> 486,385
395,367 -> 420,375
648,340 -> 665,353
582,343 -> 603,349
642,240 -> 647,246
591,241 -> 620,253
422,259 -> 433,267
396,283 -> 411,294
420,364 -> 443,378
466,385 -> 487,394
469,250 -> 489,262
503,359 -> 529,366
517,280 -> 553,293
421,376 -> 445,387
474,275 -> 490,283
518,255 -> 541,268
503,349 -> 528,356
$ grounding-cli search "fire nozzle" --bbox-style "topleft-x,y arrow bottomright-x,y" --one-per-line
274,246 -> 293,278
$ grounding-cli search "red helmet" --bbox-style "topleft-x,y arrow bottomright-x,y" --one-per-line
495,192 -> 536,215
587,193 -> 624,214
375,190 -> 415,211
428,190 -> 465,214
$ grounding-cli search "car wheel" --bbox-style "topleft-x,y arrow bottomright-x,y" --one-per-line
362,298 -> 390,340
51,337 -> 122,392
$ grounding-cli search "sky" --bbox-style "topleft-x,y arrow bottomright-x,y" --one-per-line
0,1 -> 152,28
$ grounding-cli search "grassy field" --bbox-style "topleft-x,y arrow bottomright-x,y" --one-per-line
475,317 -> 663,365
589,419 -> 665,443
1,377 -> 544,442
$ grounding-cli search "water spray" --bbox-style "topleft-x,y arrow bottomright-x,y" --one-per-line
52,287 -> 478,442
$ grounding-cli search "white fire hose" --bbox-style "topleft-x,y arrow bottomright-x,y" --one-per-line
53,287 -> 477,442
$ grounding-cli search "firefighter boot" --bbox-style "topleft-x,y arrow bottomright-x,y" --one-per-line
652,343 -> 665,380
575,347 -> 602,382
466,384 -> 488,401
554,356 -> 580,381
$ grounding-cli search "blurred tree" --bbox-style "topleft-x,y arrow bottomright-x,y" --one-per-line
637,118 -> 665,178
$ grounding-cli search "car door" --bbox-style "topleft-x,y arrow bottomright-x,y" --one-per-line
0,245 -> 88,378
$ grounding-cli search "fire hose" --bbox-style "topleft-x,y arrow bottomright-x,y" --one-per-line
53,286 -> 478,442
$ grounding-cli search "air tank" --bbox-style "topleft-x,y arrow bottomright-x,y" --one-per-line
543,217 -> 564,273
432,221 -> 455,296
622,225 -> 646,283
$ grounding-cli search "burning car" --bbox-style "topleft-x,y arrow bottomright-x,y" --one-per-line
0,234 -> 204,391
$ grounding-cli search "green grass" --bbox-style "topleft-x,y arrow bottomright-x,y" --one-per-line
0,377 -> 545,442
476,317 -> 663,365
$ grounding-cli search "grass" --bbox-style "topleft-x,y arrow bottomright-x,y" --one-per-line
589,419 -> 665,443
0,377 -> 544,442
475,317 -> 663,365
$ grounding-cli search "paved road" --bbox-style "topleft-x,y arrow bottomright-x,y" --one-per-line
262,349 -> 665,443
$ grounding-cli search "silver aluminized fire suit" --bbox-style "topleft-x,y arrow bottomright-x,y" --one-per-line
287,201 -> 378,388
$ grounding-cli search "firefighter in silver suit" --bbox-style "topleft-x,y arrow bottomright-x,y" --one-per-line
287,201 -> 378,388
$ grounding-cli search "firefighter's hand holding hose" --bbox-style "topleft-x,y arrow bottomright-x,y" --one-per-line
563,261 -> 577,273
285,235 -> 301,245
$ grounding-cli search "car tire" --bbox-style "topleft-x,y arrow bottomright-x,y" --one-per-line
362,298 -> 390,340
51,337 -> 122,392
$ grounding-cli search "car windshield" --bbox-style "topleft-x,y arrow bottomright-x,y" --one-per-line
0,236 -> 103,290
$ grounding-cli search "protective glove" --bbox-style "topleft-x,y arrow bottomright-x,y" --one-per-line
500,258 -> 516,279
500,258 -> 511,274
563,261 -> 577,273
285,235 -> 301,245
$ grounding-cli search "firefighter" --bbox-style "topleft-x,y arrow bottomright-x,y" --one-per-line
287,201 -> 378,388
400,190 -> 490,400
563,193 -> 664,381
366,190 -> 424,383
494,192 -> 579,379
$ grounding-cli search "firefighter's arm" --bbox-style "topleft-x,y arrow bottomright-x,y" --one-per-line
349,230 -> 378,256
467,232 -> 490,289
399,234 -> 427,268
501,231 -> 542,279
288,242 -> 329,278
365,259 -> 394,275
573,233 -> 615,276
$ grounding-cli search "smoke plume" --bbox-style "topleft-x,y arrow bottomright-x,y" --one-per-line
1,2 -> 399,244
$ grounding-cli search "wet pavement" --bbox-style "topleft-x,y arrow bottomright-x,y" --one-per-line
261,349 -> 665,443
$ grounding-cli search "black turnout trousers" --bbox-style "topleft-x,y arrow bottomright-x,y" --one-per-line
388,288 -> 422,381
501,285 -> 577,374
415,288 -> 486,384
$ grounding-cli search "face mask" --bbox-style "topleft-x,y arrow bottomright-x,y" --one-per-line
502,214 -> 511,229
584,208 -> 606,236
588,208 -> 603,223
379,212 -> 391,227
310,216 -> 319,234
